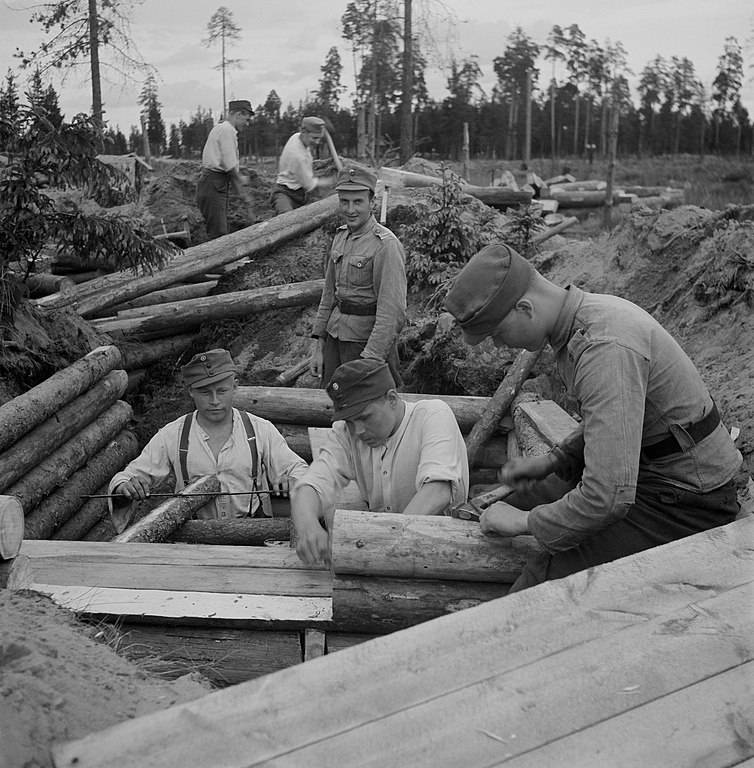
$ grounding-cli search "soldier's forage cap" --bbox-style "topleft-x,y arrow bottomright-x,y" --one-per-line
327,359 -> 395,421
181,349 -> 238,389
335,163 -> 377,193
444,243 -> 536,345
228,99 -> 254,115
301,116 -> 325,134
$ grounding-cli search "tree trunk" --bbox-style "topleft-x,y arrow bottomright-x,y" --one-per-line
91,280 -> 324,337
25,273 -> 77,298
234,386 -> 497,433
0,496 -> 24,559
464,349 -> 541,468
330,510 -> 536,582
0,369 -> 128,492
573,93 -> 580,155
524,72 -> 532,166
118,335 -> 196,371
332,575 -> 510,633
0,345 -> 122,454
92,282 -> 218,318
88,0 -> 103,143
114,475 -> 222,543
24,430 -> 139,540
169,518 -> 292,546
602,94 -> 620,229
8,400 -> 132,513
37,197 -> 339,318
399,0 -> 413,164
462,122 -> 470,181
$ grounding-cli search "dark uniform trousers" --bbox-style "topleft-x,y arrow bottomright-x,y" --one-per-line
322,335 -> 402,390
196,169 -> 231,239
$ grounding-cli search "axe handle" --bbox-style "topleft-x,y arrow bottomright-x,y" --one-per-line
470,483 -> 516,510
323,129 -> 343,171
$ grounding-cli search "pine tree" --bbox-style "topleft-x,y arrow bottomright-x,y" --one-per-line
138,73 -> 166,156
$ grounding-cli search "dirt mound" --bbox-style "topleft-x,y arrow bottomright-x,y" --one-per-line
0,590 -> 211,768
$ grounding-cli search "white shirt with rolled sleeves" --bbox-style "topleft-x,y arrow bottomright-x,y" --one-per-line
201,120 -> 240,173
108,409 -> 308,519
295,400 -> 469,515
276,132 -> 316,192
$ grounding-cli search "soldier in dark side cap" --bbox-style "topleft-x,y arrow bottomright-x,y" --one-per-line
309,162 -> 407,389
291,358 -> 468,565
444,243 -> 742,591
273,116 -> 337,214
196,99 -> 254,239
108,349 -> 308,531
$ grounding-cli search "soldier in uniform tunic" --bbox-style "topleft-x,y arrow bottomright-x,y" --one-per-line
309,163 -> 407,387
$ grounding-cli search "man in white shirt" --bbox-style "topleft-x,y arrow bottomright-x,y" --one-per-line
196,99 -> 254,239
109,349 -> 308,527
291,359 -> 469,564
273,116 -> 335,215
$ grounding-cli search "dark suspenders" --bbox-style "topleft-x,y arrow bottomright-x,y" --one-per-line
177,410 -> 260,514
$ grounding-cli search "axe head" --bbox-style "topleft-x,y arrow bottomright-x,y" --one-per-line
449,498 -> 484,522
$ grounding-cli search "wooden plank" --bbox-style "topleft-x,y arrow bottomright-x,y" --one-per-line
303,629 -> 326,662
500,663 -> 754,767
263,583 -> 754,766
330,510 -> 531,582
26,560 -> 330,597
308,428 -> 367,511
120,624 -> 302,687
50,517 -> 754,768
325,633 -> 379,654
19,540 -> 318,570
30,584 -> 332,626
516,399 -> 579,446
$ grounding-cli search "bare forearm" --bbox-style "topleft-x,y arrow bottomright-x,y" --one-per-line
402,480 -> 452,516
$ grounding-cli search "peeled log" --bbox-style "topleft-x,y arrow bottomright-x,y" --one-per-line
90,280 -> 324,337
8,400 -> 133,513
234,387 -> 493,433
118,334 -> 196,370
332,575 -> 509,633
92,281 -> 218,318
42,196 -> 339,318
26,273 -> 77,298
0,369 -> 128,492
0,496 -> 24,559
0,345 -> 122,454
465,349 -> 541,468
330,509 -> 534,583
169,518 -> 291,546
25,430 -> 140,540
114,475 -> 221,543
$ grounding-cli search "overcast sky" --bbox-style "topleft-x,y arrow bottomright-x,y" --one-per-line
0,0 -> 752,135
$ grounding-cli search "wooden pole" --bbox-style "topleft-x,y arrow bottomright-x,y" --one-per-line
322,129 -> 343,172
330,510 -> 534,583
7,400 -> 132,513
603,86 -> 620,229
90,280 -> 324,337
275,358 -> 312,387
464,349 -> 541,468
531,216 -> 579,244
118,335 -> 195,371
114,475 -> 222,543
35,196 -> 339,318
91,282 -> 218,319
24,430 -> 139,540
0,496 -> 24,560
0,369 -> 128,492
462,122 -> 470,182
0,345 -> 122,454
524,69 -> 532,167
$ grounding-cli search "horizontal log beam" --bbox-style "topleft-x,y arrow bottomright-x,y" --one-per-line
168,518 -> 291,546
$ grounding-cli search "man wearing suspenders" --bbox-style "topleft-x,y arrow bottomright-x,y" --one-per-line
109,349 -> 308,521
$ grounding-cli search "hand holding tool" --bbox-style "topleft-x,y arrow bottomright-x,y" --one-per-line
449,483 -> 516,522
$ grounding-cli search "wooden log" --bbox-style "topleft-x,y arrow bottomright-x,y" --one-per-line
330,509 -> 532,583
234,387 -> 495,433
465,349 -> 541,468
0,496 -> 24,559
513,398 -> 579,457
168,518 -> 291,545
547,188 -> 622,208
332,575 -> 509,634
304,629 -> 326,661
82,517 -> 116,542
118,334 -> 195,370
24,430 -> 139,540
7,400 -> 132,514
90,280 -> 324,337
49,517 -> 752,768
39,195 -> 339,318
378,167 -> 532,207
0,369 -> 128,492
119,624 -> 303,687
275,358 -> 311,386
52,485 -> 109,541
89,281 -> 218,318
0,344 -> 122,454
531,215 -> 579,244
25,273 -> 77,298
113,475 -> 221,543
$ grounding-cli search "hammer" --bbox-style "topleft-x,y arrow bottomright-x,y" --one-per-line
449,483 -> 516,521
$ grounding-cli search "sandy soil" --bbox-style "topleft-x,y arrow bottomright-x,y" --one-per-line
1,161 -> 752,767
